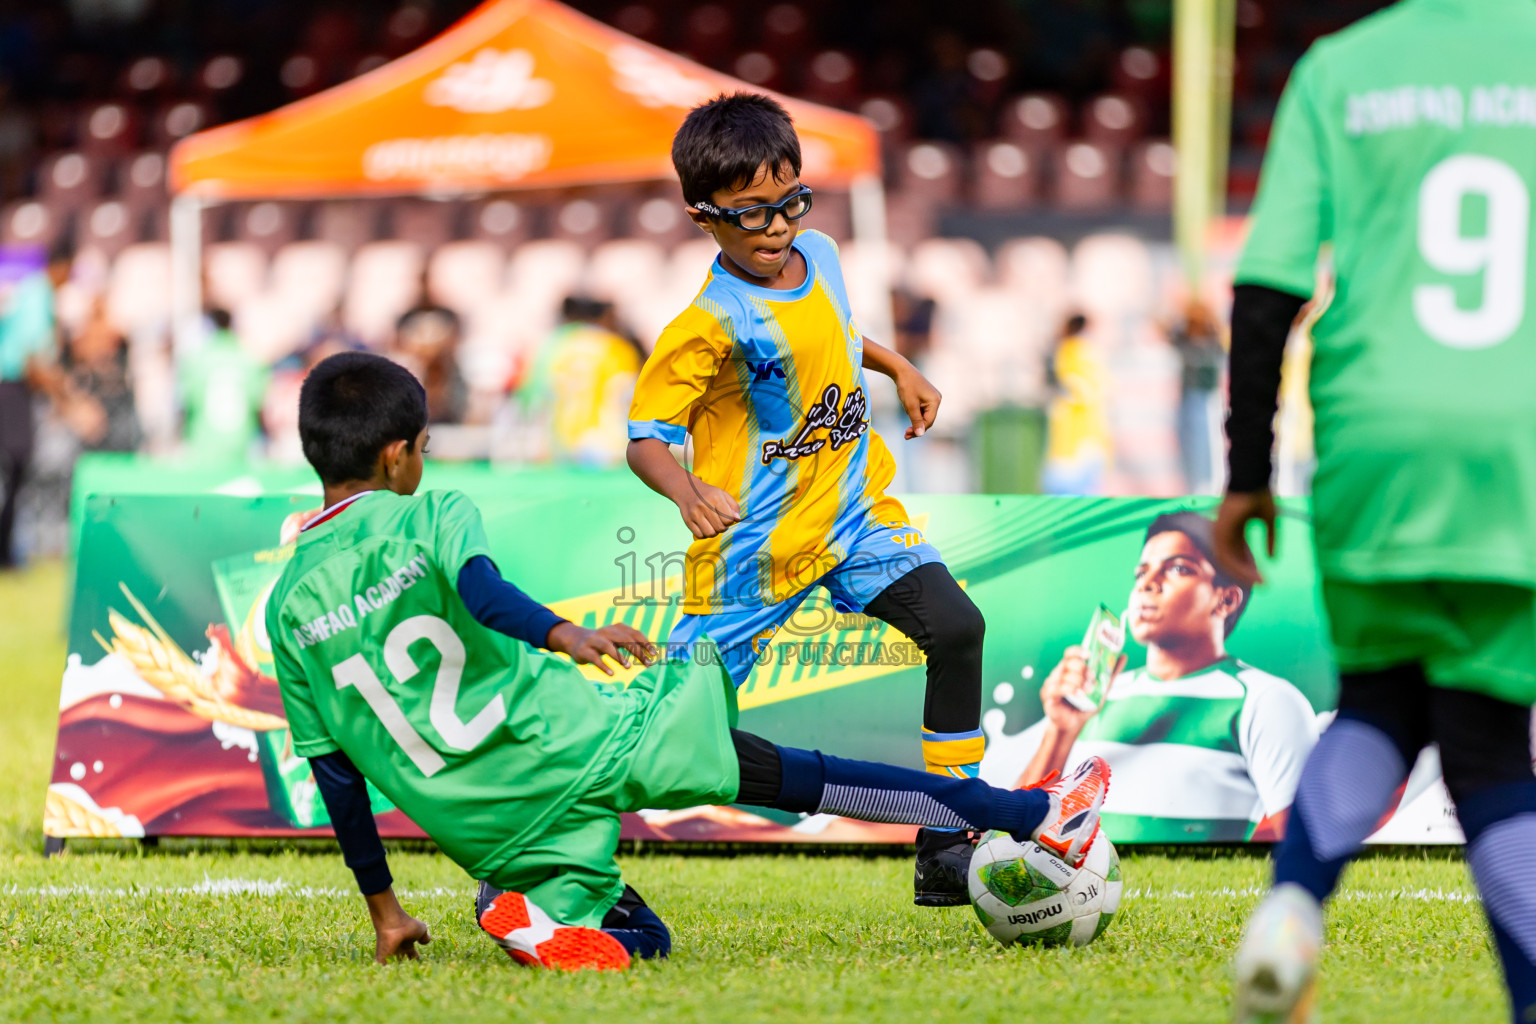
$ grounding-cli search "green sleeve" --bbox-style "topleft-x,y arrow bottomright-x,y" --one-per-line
1235,48 -> 1331,298
430,490 -> 497,579
267,595 -> 340,758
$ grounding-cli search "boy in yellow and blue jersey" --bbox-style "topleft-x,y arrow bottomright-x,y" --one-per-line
626,93 -> 988,906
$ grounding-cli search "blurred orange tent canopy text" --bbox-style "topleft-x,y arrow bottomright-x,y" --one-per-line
168,0 -> 879,199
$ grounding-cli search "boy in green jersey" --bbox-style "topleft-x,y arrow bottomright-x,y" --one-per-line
1215,2 -> 1536,1020
268,351 -> 1109,970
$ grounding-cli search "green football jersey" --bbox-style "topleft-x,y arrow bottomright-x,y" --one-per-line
266,489 -> 626,882
1237,0 -> 1536,585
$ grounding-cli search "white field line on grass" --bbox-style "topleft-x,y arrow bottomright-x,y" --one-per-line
0,878 -> 1483,904
1,877 -> 459,899
1121,885 -> 1482,904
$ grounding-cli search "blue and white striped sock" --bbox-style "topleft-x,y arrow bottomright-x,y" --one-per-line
774,745 -> 1048,838
1274,718 -> 1409,901
1458,781 -> 1536,1020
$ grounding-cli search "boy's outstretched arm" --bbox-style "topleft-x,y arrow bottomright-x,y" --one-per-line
626,437 -> 741,539
862,337 -> 940,438
308,751 -> 431,964
456,555 -> 656,674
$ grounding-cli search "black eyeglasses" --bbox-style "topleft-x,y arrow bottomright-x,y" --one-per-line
694,187 -> 814,231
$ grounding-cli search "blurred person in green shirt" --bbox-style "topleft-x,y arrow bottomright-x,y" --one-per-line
512,296 -> 643,467
178,309 -> 269,465
0,242 -> 70,566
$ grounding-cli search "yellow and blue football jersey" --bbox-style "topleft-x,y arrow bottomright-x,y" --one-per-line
627,229 -> 941,629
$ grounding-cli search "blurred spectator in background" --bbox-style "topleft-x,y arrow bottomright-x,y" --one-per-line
41,295 -> 140,453
885,288 -> 949,492
0,242 -> 69,566
392,272 -> 467,425
893,289 -> 938,365
511,295 -> 642,468
0,78 -> 34,199
178,309 -> 268,464
263,330 -> 365,465
1042,313 -> 1112,495
913,32 -> 988,142
1168,299 -> 1226,494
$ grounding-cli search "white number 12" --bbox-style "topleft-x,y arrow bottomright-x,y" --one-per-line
1413,154 -> 1530,349
331,615 -> 506,777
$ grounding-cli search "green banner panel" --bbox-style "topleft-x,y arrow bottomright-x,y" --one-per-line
45,490 -> 1464,845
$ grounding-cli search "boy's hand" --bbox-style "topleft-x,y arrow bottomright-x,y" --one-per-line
1214,489 -> 1277,588
673,477 -> 741,539
894,366 -> 941,439
365,889 -> 431,964
1037,645 -> 1126,737
547,621 -> 657,675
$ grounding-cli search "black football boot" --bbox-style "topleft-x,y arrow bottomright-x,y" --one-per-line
475,879 -> 505,920
913,827 -> 976,907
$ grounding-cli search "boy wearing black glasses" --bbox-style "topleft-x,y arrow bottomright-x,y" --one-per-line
626,92 -> 990,907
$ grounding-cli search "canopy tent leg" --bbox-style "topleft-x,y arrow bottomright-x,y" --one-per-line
849,172 -> 895,347
169,194 -> 204,357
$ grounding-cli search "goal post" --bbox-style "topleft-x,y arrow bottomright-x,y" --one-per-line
1172,0 -> 1237,288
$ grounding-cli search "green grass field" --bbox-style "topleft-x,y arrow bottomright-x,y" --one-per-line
0,561 -> 1507,1022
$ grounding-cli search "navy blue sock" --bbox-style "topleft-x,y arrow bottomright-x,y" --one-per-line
601,906 -> 670,960
773,745 -> 1049,838
1457,781 -> 1536,1023
1273,714 -> 1414,902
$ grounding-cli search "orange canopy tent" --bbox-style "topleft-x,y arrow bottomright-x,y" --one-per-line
166,0 -> 888,345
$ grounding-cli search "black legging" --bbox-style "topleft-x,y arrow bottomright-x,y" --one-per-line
733,728 -> 783,805
1335,663 -> 1533,805
861,561 -> 985,734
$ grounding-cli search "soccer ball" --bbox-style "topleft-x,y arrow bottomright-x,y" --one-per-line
967,831 -> 1122,947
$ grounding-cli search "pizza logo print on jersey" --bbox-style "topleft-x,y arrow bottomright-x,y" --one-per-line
760,383 -> 869,464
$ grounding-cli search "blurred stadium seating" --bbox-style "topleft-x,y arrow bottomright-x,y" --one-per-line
0,0 -> 1381,544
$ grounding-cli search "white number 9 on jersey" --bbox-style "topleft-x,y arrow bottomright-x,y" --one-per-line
1413,154 -> 1530,349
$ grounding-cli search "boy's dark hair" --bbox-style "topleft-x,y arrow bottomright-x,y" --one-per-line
299,352 -> 427,485
1065,314 -> 1088,335
561,294 -> 610,323
672,92 -> 802,207
1144,510 -> 1251,636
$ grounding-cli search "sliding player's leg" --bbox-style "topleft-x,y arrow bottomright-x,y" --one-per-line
477,879 -> 670,964
732,729 -> 1109,867
476,801 -> 636,971
478,656 -> 741,968
826,524 -> 984,906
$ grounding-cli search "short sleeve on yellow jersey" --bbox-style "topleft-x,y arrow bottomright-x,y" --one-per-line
626,302 -> 735,444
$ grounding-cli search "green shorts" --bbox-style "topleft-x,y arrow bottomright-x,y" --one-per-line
482,660 -> 740,927
1322,577 -> 1536,707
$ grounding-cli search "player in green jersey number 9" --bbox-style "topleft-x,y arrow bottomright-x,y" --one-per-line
1216,3 -> 1536,1022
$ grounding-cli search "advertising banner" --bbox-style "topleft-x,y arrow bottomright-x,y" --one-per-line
47,490 -> 1467,845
